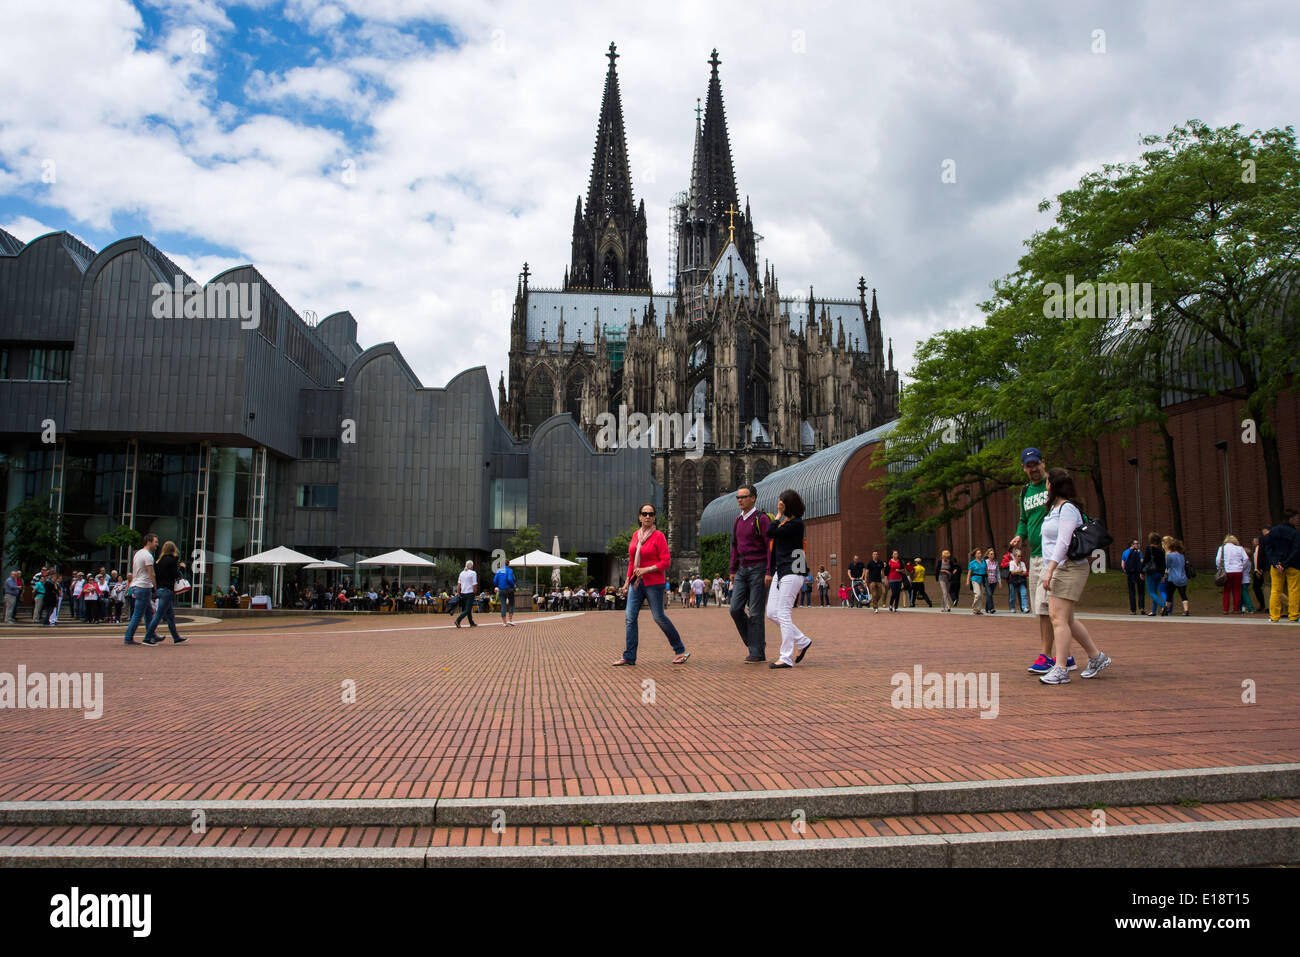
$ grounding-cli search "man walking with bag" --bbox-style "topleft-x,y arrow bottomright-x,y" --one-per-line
729,484 -> 771,663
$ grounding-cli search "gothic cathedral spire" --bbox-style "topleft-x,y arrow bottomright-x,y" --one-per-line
566,42 -> 651,291
676,49 -> 757,290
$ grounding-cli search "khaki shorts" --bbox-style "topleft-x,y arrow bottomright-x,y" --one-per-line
1028,556 -> 1051,615
1045,559 -> 1090,603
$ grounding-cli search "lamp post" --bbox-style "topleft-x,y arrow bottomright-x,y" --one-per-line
1214,440 -> 1231,536
1127,457 -> 1141,545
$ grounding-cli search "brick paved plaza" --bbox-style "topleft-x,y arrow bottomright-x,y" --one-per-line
1,606 -> 1296,803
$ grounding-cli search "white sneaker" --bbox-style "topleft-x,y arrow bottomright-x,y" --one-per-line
1081,652 -> 1111,678
1039,663 -> 1070,685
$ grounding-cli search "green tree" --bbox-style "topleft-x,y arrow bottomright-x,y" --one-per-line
606,522 -> 638,582
698,532 -> 730,580
432,553 -> 462,591
96,524 -> 142,571
1031,119 -> 1300,521
559,549 -> 590,588
506,524 -> 542,558
5,499 -> 73,581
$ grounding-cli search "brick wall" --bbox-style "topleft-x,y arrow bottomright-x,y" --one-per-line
798,388 -> 1297,573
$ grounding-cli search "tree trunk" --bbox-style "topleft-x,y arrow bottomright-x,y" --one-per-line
941,488 -> 955,554
1247,395 -> 1286,524
1156,421 -> 1185,541
1088,438 -> 1112,564
977,480 -> 996,550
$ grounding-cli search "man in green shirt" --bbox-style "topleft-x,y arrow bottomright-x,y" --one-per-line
1009,448 -> 1075,675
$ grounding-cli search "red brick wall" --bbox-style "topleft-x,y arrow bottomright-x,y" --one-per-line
934,389 -> 1299,567
757,387 -> 1295,576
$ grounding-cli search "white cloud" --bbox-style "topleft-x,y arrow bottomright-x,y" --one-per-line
2,0 -> 1298,394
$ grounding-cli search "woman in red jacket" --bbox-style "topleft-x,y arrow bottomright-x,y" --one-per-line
614,503 -> 690,666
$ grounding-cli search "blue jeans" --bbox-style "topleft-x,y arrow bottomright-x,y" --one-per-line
146,587 -> 181,642
455,592 -> 475,625
1010,580 -> 1028,612
985,581 -> 998,612
123,586 -> 153,643
622,581 -> 683,662
730,564 -> 768,658
1145,574 -> 1166,612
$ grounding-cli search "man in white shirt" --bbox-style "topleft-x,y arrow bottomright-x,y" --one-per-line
692,575 -> 706,607
123,534 -> 158,645
455,560 -> 478,627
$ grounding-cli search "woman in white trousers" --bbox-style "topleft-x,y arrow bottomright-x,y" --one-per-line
765,489 -> 814,669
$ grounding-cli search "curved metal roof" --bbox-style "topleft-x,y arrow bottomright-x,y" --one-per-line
699,419 -> 897,537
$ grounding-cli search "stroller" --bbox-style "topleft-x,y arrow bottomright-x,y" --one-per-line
851,579 -> 870,607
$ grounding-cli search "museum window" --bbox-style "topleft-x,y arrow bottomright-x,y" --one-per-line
490,478 -> 528,531
296,484 -> 338,508
299,437 -> 340,460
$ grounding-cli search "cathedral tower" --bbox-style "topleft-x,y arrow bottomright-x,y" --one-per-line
566,42 -> 652,292
675,49 -> 757,289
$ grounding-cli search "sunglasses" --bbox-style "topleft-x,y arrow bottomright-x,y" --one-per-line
640,511 -> 655,517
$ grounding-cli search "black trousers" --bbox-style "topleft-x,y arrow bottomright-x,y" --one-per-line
912,583 -> 933,607
1127,573 -> 1145,612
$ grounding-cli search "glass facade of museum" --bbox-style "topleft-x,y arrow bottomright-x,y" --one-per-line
0,439 -> 275,602
0,228 -> 655,606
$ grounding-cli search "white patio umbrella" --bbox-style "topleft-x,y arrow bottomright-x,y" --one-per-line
509,549 -> 578,596
235,545 -> 319,607
356,548 -> 434,591
551,535 -> 563,588
302,560 -> 350,569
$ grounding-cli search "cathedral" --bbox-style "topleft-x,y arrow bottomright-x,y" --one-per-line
500,43 -> 899,560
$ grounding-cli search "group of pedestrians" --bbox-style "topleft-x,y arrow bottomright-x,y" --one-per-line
614,483 -> 815,670
121,534 -> 188,645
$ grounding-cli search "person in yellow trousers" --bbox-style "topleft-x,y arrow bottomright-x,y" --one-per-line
1264,509 -> 1300,622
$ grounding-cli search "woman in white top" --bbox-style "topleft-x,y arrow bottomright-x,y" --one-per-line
1216,535 -> 1251,614
1038,468 -> 1111,685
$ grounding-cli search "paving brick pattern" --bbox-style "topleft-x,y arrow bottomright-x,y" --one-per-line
1,799 -> 1296,848
0,608 -> 1297,801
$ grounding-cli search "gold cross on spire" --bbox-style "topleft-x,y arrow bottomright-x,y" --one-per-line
725,202 -> 738,242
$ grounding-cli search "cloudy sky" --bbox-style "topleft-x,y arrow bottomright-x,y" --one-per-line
2,0 -> 1297,392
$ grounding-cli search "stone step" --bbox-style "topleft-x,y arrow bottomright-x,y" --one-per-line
2,800 -> 1297,867
1,764 -> 1296,829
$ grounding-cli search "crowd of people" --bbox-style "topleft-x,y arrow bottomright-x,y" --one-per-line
7,443 -> 1297,664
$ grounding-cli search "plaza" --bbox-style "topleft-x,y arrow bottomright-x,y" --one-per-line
1,605 -> 1296,865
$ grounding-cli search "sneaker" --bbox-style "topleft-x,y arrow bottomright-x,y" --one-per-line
1027,654 -> 1055,674
142,638 -> 159,646
1081,652 -> 1111,678
173,637 -> 188,645
1066,656 -> 1077,672
1039,663 -> 1070,684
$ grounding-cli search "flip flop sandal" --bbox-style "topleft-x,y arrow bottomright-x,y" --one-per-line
672,652 -> 691,664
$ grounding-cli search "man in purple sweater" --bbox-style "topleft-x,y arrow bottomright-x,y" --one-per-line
729,484 -> 772,662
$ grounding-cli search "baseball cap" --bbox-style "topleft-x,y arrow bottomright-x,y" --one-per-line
1021,447 -> 1043,465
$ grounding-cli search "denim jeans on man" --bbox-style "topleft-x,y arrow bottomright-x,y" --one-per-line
146,587 -> 182,642
622,581 -> 683,663
730,563 -> 769,659
123,586 -> 153,643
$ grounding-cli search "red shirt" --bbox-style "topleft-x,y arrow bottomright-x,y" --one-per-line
626,529 -> 671,587
888,559 -> 903,581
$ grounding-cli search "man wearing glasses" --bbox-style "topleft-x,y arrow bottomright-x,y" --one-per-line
729,484 -> 772,662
